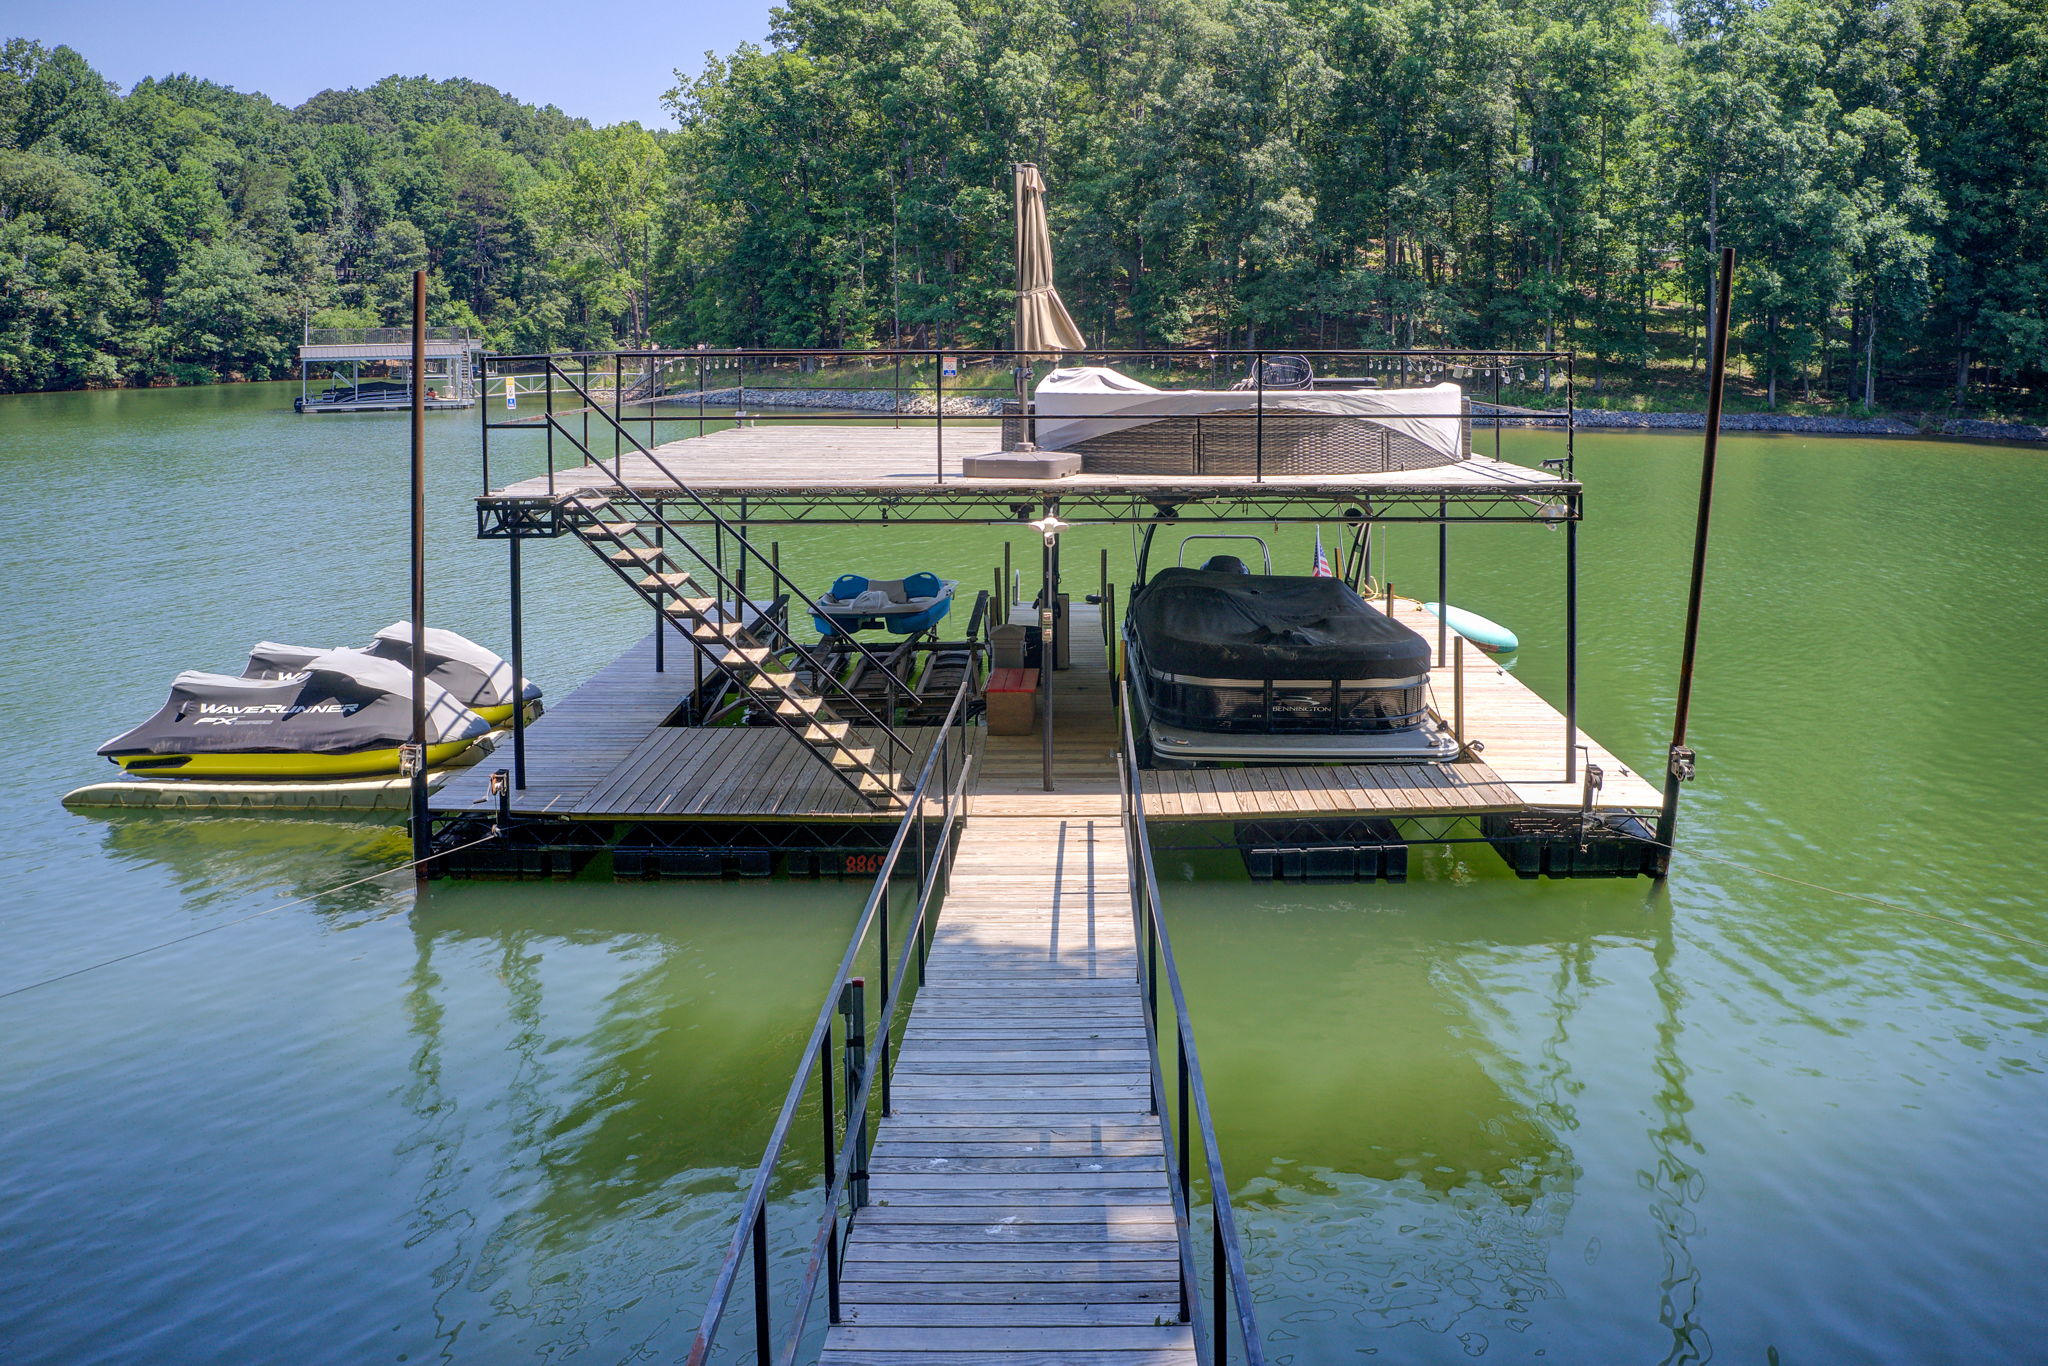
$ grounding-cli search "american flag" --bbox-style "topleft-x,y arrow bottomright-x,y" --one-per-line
1312,529 -> 1334,578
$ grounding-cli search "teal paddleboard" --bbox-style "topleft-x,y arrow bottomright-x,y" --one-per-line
1422,602 -> 1518,654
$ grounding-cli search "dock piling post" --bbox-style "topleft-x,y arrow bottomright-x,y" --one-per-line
1454,636 -> 1465,754
1655,246 -> 1735,872
509,531 -> 527,788
1564,514 -> 1578,782
407,269 -> 431,878
1437,497 -> 1449,665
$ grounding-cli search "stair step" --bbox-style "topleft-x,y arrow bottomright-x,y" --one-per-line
743,671 -> 799,692
663,597 -> 721,617
584,520 -> 643,540
636,572 -> 696,593
608,546 -> 670,567
565,493 -> 612,511
689,620 -> 750,641
775,697 -> 827,716
830,746 -> 879,768
800,721 -> 852,742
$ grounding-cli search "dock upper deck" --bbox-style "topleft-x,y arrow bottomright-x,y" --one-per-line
484,423 -> 1573,516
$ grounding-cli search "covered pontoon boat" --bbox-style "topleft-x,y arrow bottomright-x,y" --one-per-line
246,626 -> 540,725
99,650 -> 490,778
1126,568 -> 1459,765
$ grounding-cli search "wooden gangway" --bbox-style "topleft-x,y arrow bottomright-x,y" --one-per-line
683,648 -> 1259,1365
822,816 -> 1193,1362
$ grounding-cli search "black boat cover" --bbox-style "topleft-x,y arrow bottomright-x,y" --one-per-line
1127,569 -> 1431,681
100,651 -> 487,758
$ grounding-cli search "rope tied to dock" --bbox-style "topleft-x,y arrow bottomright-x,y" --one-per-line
0,827 -> 507,1001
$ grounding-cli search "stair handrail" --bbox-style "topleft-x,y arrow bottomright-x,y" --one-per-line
545,358 -> 924,707
684,667 -> 978,1365
1119,680 -> 1267,1365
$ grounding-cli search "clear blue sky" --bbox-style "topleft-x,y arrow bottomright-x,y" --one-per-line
8,0 -> 779,127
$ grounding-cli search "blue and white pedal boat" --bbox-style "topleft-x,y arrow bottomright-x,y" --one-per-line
812,573 -> 958,636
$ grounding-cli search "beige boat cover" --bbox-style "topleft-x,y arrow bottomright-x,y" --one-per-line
1014,165 -> 1086,354
1030,367 -> 1467,464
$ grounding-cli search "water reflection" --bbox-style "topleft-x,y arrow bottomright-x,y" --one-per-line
88,810 -> 410,926
1166,860 -> 1695,1362
384,882 -> 857,1364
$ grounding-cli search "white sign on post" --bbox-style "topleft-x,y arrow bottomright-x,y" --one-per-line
505,376 -> 517,410
940,355 -> 958,378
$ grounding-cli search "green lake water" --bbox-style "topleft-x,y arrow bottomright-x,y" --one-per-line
2,380 -> 2044,1364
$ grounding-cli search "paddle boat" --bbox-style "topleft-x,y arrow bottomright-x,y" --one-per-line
1125,567 -> 1460,766
98,650 -> 491,779
811,573 -> 957,637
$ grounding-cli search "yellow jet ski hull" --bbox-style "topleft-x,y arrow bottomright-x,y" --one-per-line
112,738 -> 479,780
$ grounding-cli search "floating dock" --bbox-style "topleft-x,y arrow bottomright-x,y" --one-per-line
431,600 -> 1659,879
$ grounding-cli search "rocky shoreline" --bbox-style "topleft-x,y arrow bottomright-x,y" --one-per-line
657,386 -> 2045,441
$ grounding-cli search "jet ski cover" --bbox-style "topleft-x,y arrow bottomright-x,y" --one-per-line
1128,569 -> 1431,681
99,650 -> 487,758
365,624 -> 540,710
244,641 -> 326,677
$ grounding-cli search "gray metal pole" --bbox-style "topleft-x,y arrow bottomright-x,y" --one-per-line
1654,246 -> 1736,870
509,529 -> 526,788
408,270 -> 431,877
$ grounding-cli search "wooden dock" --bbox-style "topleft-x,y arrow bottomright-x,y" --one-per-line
431,628 -> 944,822
434,599 -> 1658,839
822,815 -> 1194,1364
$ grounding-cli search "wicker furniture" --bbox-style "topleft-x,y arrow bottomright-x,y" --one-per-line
1001,400 -> 1471,475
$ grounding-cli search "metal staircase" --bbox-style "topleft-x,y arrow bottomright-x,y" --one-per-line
535,365 -> 919,810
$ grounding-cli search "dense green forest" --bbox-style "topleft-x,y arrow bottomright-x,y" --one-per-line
3,0 -> 2044,413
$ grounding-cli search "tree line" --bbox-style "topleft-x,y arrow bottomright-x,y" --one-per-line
3,0 -> 2043,413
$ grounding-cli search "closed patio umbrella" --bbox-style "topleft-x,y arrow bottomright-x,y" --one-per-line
1013,163 -> 1085,355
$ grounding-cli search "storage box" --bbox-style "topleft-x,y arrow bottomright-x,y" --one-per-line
985,667 -> 1039,735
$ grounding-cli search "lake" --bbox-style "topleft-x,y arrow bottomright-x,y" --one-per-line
1,381 -> 2043,1364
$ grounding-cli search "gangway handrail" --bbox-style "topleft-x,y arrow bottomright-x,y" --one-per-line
1119,678 -> 1267,1365
684,666 -> 977,1364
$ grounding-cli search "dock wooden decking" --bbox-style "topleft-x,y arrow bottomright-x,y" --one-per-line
487,423 -> 1567,500
822,815 -> 1194,1365
430,627 -> 940,821
436,598 -> 1658,830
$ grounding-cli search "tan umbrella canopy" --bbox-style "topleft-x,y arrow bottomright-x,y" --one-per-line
1013,163 -> 1086,354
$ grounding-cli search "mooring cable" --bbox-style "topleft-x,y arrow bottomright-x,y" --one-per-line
0,828 -> 506,1002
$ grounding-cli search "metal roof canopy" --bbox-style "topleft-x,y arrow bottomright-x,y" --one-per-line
300,341 -> 479,362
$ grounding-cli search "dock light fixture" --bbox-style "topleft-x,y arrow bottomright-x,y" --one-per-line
1030,513 -> 1070,546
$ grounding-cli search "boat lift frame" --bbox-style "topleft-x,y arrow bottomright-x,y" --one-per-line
467,345 -> 1633,857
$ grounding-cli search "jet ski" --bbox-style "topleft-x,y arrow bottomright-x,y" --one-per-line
1125,567 -> 1459,766
812,573 -> 957,636
99,649 -> 491,779
246,625 -> 540,725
